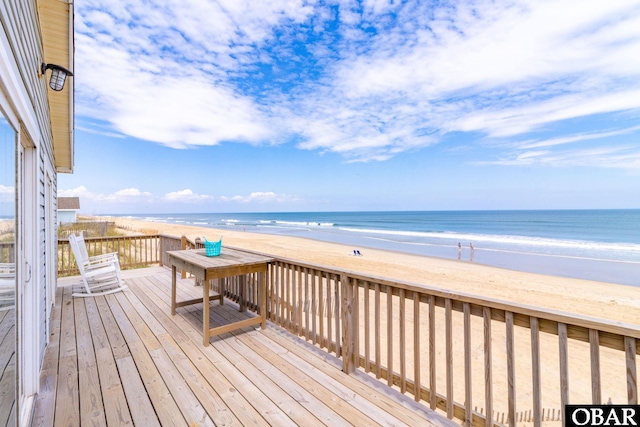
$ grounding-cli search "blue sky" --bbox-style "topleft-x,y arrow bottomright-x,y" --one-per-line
59,0 -> 640,214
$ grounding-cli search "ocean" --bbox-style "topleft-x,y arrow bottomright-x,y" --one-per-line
114,210 -> 640,286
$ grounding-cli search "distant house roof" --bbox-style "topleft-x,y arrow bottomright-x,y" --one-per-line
58,197 -> 80,210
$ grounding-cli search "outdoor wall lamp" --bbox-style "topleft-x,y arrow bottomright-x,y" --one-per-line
41,63 -> 73,91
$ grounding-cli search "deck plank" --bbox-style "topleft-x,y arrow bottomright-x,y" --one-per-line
143,275 -> 306,426
151,274 -> 351,426
94,296 -> 130,360
54,287 -> 80,427
207,290 -> 425,426
115,356 -> 161,427
74,296 -> 107,426
32,287 -> 63,427
105,292 -> 187,427
33,266 -> 452,427
114,291 -> 216,427
201,302 -> 366,426
84,297 -> 133,426
121,285 -> 239,426
130,276 -> 276,426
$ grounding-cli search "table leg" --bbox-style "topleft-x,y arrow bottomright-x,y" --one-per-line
203,276 -> 210,346
171,265 -> 177,315
260,270 -> 267,330
239,275 -> 246,312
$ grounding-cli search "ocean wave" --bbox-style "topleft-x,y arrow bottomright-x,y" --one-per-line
143,217 -> 168,223
256,224 -> 309,231
339,227 -> 640,253
259,220 -> 334,227
366,237 -> 640,264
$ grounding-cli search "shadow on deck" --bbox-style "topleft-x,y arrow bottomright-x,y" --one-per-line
32,266 -> 453,426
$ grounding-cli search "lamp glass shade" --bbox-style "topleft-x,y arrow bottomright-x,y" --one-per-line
49,68 -> 67,91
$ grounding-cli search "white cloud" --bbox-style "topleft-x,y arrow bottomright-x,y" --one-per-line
112,188 -> 152,198
0,184 -> 14,194
512,125 -> 640,150
74,0 -> 315,149
75,0 -> 640,165
220,191 -> 298,203
59,186 -> 153,203
58,185 -> 96,198
58,186 -> 299,209
476,145 -> 640,168
163,189 -> 213,202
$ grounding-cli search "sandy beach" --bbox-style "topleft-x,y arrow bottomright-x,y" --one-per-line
104,215 -> 640,325
97,215 -> 639,423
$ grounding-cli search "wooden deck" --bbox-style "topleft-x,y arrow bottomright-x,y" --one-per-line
32,266 -> 453,426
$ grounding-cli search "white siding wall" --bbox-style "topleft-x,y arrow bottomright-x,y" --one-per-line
38,152 -> 47,361
58,210 -> 76,224
1,0 -> 62,420
0,0 -> 55,147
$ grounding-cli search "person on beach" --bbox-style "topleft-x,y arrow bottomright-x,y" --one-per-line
458,242 -> 462,259
470,242 -> 475,261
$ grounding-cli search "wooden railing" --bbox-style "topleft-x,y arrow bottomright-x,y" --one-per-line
59,234 -> 640,427
58,235 -> 163,275
185,248 -> 637,427
256,259 -> 639,427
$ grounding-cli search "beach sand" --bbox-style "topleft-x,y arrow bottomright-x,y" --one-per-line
99,216 -> 640,423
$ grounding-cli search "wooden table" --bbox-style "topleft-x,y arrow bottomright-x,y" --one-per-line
168,248 -> 273,346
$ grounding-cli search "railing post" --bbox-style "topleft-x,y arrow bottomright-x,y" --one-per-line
341,274 -> 355,374
180,235 -> 187,279
159,235 -> 164,267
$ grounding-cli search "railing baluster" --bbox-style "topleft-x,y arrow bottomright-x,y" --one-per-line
276,262 -> 282,324
312,269 -> 317,345
531,316 -> 541,427
291,264 -> 297,333
334,273 -> 341,357
268,264 -> 274,321
429,295 -> 436,410
446,298 -> 453,418
506,311 -> 516,427
353,278 -> 359,369
464,302 -> 472,426
414,291 -> 421,402
387,284 -> 393,387
364,281 -> 371,373
297,266 -> 303,336
286,263 -> 291,330
400,288 -> 406,394
319,271 -> 325,349
558,322 -> 569,421
590,329 -> 601,404
327,273 -> 333,352
626,336 -> 638,404
375,282 -> 381,379
484,307 -> 493,427
304,267 -> 310,340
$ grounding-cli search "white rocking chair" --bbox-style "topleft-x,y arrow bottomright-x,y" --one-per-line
69,233 -> 127,297
0,263 -> 15,311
